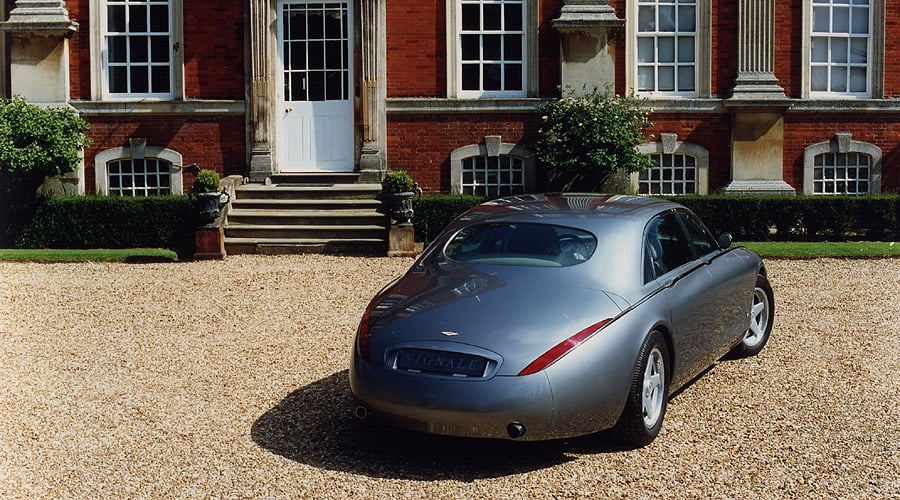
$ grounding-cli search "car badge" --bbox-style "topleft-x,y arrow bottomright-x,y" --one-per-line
441,331 -> 460,337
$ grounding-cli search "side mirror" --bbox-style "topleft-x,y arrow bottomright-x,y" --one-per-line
717,233 -> 733,250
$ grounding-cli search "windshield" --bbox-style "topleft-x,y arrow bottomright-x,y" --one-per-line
444,222 -> 598,267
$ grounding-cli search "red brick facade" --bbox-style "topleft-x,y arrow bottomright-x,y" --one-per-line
6,0 -> 896,195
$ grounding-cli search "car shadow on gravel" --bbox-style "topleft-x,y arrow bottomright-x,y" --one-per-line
251,371 -> 629,481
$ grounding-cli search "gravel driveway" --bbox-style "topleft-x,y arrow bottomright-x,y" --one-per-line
1,255 -> 898,498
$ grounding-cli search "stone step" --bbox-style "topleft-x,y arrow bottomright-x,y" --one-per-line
224,237 -> 387,256
267,172 -> 363,185
235,183 -> 383,200
224,223 -> 387,241
227,208 -> 387,227
230,198 -> 384,211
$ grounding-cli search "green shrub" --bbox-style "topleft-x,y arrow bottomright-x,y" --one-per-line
537,85 -> 653,192
0,97 -> 92,246
383,170 -> 415,194
16,196 -> 196,257
412,194 -> 487,242
192,169 -> 220,193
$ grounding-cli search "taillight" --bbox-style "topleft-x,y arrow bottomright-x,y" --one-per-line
517,319 -> 612,376
357,300 -> 374,361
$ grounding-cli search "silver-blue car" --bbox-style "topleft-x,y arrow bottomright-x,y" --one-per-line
350,194 -> 774,446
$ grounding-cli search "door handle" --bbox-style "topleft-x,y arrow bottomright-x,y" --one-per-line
285,107 -> 294,113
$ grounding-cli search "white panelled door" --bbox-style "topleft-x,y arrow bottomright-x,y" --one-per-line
278,1 -> 354,172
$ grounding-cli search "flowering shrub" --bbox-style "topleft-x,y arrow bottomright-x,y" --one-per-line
537,85 -> 653,192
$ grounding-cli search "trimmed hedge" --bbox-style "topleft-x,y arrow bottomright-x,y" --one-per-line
16,196 -> 197,255
412,194 -> 487,242
412,194 -> 900,243
671,195 -> 900,242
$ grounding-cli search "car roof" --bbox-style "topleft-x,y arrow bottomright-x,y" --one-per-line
452,194 -> 683,230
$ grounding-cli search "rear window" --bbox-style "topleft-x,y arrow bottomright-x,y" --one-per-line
445,223 -> 597,267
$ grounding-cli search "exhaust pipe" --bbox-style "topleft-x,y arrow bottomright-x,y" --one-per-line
354,405 -> 370,420
506,422 -> 526,439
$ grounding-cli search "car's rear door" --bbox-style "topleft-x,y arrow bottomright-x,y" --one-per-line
645,211 -> 725,388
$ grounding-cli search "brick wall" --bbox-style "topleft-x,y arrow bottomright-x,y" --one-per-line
784,113 -> 900,192
647,114 -> 733,192
67,1 -> 245,100
386,2 -> 446,97
82,116 -> 246,194
387,113 -> 542,192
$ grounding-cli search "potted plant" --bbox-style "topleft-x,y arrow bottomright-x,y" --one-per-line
382,170 -> 417,225
189,168 -> 230,224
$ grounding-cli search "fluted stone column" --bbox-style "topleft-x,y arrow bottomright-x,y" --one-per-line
551,0 -> 624,95
730,0 -> 785,99
247,0 -> 275,183
358,0 -> 387,182
724,0 -> 794,194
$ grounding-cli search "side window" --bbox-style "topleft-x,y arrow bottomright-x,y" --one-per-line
677,210 -> 718,257
645,212 -> 693,281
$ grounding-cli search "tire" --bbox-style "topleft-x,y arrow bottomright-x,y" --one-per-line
729,273 -> 775,359
614,330 -> 669,447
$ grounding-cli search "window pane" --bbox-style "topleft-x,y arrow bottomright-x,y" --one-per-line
850,38 -> 867,63
149,5 -> 169,33
658,37 -> 675,63
504,5 -> 522,31
831,67 -> 848,92
461,4 -> 480,31
308,71 -> 325,100
811,66 -> 828,91
812,7 -> 830,32
483,34 -> 501,60
832,7 -> 850,32
638,67 -> 655,91
849,67 -> 867,92
150,36 -> 169,63
131,67 -> 149,93
678,6 -> 696,32
851,7 -> 869,33
109,66 -> 128,93
483,4 -> 501,30
461,35 -> 479,61
308,41 -> 324,69
108,5 -> 126,32
811,37 -> 828,62
483,64 -> 501,90
658,67 -> 675,91
129,6 -> 148,33
831,38 -> 849,63
462,64 -> 479,90
109,36 -> 127,63
678,36 -> 695,62
659,6 -> 676,31
505,63 -> 522,91
151,66 -> 170,93
678,66 -> 695,91
504,35 -> 522,61
638,38 -> 655,63
638,6 -> 656,32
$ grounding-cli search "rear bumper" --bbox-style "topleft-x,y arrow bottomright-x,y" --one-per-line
349,351 -> 558,440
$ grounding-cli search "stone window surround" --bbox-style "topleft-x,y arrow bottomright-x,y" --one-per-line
94,142 -> 184,194
625,0 -> 711,98
802,0 -> 885,99
802,132 -> 882,195
450,136 -> 535,194
89,0 -> 184,101
445,0 -> 539,99
633,133 -> 709,194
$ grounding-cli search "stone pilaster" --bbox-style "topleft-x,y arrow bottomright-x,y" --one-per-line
247,0 -> 275,183
358,0 -> 387,182
729,0 -> 786,101
551,0 -> 624,94
0,0 -> 77,105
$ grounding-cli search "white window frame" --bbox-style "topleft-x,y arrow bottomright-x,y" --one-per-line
628,0 -> 710,98
802,133 -> 881,195
450,140 -> 535,195
90,0 -> 184,100
447,0 -> 538,99
803,0 -> 884,99
633,135 -> 709,194
95,146 -> 184,195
